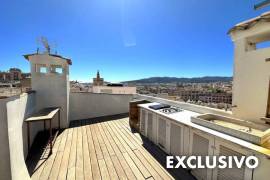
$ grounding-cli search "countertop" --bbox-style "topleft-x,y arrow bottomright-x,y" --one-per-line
138,102 -> 270,157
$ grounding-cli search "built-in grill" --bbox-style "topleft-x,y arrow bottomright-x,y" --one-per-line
159,107 -> 183,114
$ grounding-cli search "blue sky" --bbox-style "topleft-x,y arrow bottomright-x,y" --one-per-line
1,0 -> 270,82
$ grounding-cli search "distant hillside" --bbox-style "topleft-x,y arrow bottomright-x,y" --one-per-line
123,76 -> 232,84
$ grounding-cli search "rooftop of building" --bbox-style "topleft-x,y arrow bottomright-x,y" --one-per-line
228,10 -> 270,34
23,53 -> 72,65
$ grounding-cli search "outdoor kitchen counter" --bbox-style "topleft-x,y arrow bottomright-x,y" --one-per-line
138,102 -> 270,157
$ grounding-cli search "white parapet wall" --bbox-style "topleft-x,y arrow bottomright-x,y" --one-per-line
0,92 -> 42,180
0,98 -> 11,180
135,94 -> 233,117
69,92 -> 134,121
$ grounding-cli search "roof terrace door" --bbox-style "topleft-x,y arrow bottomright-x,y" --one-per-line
267,80 -> 270,118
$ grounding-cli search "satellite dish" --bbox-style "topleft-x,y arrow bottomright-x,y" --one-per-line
254,0 -> 270,10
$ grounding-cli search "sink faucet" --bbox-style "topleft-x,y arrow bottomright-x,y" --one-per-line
231,105 -> 237,108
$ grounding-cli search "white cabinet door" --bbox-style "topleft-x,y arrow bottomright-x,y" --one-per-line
140,108 -> 147,136
212,140 -> 253,180
189,128 -> 214,180
146,111 -> 157,143
157,115 -> 170,153
170,122 -> 184,156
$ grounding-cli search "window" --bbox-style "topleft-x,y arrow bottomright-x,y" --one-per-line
55,67 -> 63,74
256,41 -> 270,49
246,33 -> 270,52
50,65 -> 64,75
36,64 -> 47,74
40,67 -> 47,73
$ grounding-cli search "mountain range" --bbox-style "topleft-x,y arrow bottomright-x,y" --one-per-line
122,76 -> 233,84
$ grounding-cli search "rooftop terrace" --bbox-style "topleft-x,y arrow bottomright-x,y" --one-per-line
26,114 -> 195,180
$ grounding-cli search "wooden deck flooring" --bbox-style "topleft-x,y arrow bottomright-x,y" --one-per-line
27,115 -> 195,180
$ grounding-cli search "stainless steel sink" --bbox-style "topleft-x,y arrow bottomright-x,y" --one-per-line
191,113 -> 270,145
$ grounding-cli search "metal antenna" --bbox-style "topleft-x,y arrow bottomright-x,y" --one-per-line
37,36 -> 50,53
254,0 -> 270,10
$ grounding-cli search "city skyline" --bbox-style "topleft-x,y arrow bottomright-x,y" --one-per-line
0,66 -> 233,83
1,0 -> 270,82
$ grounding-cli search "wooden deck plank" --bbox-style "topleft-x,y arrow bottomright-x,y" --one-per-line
105,121 -> 148,178
107,121 -> 152,179
76,126 -> 84,180
58,128 -> 74,180
93,124 -> 118,179
122,152 -> 145,179
81,126 -> 93,180
115,119 -> 144,144
67,127 -> 78,180
97,123 -> 127,179
103,122 -> 127,153
86,125 -> 101,180
114,119 -> 174,179
118,119 -> 132,131
106,121 -> 136,152
97,123 -> 115,156
90,125 -> 103,160
110,120 -> 138,150
101,122 -> 136,180
49,130 -> 68,180
110,155 -> 128,180
133,149 -> 162,180
98,159 -> 110,179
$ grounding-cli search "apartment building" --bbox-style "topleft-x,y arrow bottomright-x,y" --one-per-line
198,93 -> 232,104
0,68 -> 30,82
90,71 -> 136,94
177,89 -> 232,104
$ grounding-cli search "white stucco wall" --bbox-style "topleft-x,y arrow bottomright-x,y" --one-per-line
0,92 -> 40,180
0,98 -> 11,180
69,92 -> 134,121
28,54 -> 70,128
230,22 -> 270,122
6,93 -> 36,180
